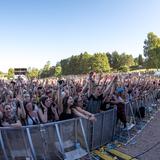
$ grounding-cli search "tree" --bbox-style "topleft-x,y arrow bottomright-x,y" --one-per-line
40,61 -> 52,78
120,53 -> 134,67
60,58 -> 70,75
111,51 -> 121,70
134,57 -> 139,66
78,52 -> 92,74
59,51 -> 135,74
7,68 -> 14,79
119,65 -> 129,72
54,64 -> 62,77
126,54 -> 134,66
43,61 -> 51,71
60,52 -> 110,75
144,32 -> 160,56
111,51 -> 134,71
69,55 -> 80,74
27,68 -> 39,79
0,71 -> 3,77
138,54 -> 144,66
143,32 -> 160,69
145,47 -> 160,69
106,52 -> 113,67
89,53 -> 110,72
60,52 -> 92,75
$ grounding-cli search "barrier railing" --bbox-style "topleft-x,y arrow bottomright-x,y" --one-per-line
0,89 -> 159,159
115,89 -> 160,145
90,108 -> 117,150
0,108 -> 117,160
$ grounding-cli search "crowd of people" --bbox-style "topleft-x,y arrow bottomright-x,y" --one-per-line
0,72 -> 160,128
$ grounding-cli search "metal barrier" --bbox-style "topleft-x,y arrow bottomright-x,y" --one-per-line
0,108 -> 117,160
0,89 -> 159,159
91,108 -> 117,150
115,89 -> 160,145
0,90 -> 159,159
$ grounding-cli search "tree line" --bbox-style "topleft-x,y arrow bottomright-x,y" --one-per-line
1,32 -> 159,79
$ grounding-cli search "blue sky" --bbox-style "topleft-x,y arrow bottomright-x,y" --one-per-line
0,0 -> 160,72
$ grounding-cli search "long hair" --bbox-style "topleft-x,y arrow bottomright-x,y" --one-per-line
62,96 -> 69,113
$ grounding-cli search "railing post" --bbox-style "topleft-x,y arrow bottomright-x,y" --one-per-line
79,118 -> 91,160
112,107 -> 117,141
129,102 -> 136,124
55,123 -> 66,159
75,118 -> 78,144
91,120 -> 94,150
100,112 -> 105,145
40,124 -> 48,160
0,130 -> 8,160
26,128 -> 37,160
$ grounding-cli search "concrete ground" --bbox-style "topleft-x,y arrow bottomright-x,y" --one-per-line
118,110 -> 160,160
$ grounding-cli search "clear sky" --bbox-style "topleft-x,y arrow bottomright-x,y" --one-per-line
0,0 -> 160,72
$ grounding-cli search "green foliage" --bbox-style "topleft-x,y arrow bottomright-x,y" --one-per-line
27,68 -> 39,79
145,47 -> 160,69
106,52 -> 112,67
60,52 -> 110,75
40,61 -> 53,78
60,52 -> 92,75
69,55 -> 80,74
59,51 -> 136,74
138,54 -> 144,66
134,58 -> 138,66
43,61 -> 51,71
39,61 -> 62,78
119,65 -> 129,72
3,32 -> 160,78
60,58 -> 70,75
144,32 -> 160,69
54,64 -> 62,77
78,52 -> 92,74
111,51 -> 120,69
0,71 -> 3,77
144,32 -> 160,56
7,68 -> 14,79
120,53 -> 134,67
90,53 -> 110,72
110,51 -> 134,71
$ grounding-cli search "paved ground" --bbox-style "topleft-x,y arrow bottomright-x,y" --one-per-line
118,110 -> 160,160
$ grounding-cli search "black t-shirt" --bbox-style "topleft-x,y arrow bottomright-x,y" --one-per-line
100,102 -> 113,111
59,105 -> 75,121
87,94 -> 103,113
88,94 -> 103,101
59,112 -> 74,121
47,104 -> 58,122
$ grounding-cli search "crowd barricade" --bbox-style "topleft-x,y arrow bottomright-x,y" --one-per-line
1,91 -> 159,159
115,102 -> 136,144
88,108 -> 117,150
115,90 -> 160,145
0,108 -> 117,160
